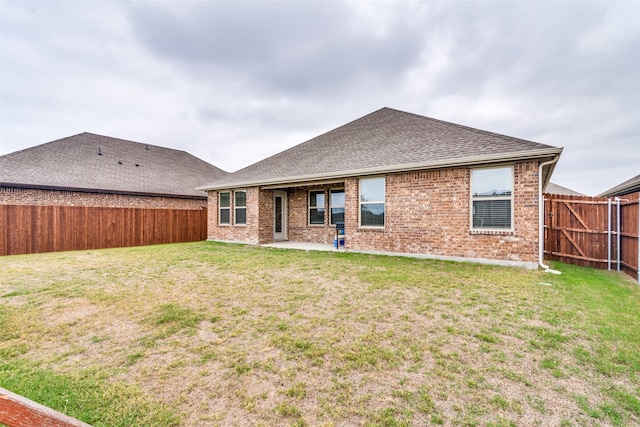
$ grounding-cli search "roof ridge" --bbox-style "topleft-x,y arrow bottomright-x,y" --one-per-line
380,107 -> 546,146
230,107 -> 391,174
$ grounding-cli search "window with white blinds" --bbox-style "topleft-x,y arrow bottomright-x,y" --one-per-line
219,192 -> 230,225
471,167 -> 513,230
234,190 -> 246,225
360,177 -> 385,227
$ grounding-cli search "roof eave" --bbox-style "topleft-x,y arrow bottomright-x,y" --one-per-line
598,185 -> 640,198
0,182 -> 208,200
197,147 -> 563,191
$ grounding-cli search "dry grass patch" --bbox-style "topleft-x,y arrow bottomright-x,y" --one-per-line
1,241 -> 640,426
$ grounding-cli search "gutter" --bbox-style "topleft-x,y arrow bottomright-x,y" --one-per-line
197,147 -> 563,191
538,156 -> 562,274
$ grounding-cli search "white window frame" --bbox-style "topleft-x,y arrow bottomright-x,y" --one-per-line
219,191 -> 231,225
330,188 -> 345,225
470,166 -> 514,231
359,176 -> 385,228
308,190 -> 325,226
234,190 -> 247,226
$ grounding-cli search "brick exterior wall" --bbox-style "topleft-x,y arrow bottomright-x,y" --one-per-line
344,162 -> 540,264
206,187 -> 261,244
287,184 -> 343,244
0,187 -> 206,209
205,160 -> 542,265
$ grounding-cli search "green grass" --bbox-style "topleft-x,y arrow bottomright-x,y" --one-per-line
0,359 -> 179,426
1,241 -> 639,425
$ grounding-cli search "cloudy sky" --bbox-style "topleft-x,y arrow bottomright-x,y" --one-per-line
1,0 -> 638,196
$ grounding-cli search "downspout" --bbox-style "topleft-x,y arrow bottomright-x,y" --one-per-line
539,156 -> 562,274
607,198 -> 612,271
616,197 -> 621,272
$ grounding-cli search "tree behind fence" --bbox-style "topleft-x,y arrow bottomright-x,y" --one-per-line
0,205 -> 207,256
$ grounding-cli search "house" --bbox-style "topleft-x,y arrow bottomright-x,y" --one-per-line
598,174 -> 640,198
545,182 -> 584,196
0,132 -> 227,255
198,108 -> 563,269
0,132 -> 227,206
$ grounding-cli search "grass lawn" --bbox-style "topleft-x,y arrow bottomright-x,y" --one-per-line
1,241 -> 639,426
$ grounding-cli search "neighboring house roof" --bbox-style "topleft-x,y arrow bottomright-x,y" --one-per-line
598,174 -> 640,197
198,107 -> 562,191
545,182 -> 584,196
0,132 -> 227,198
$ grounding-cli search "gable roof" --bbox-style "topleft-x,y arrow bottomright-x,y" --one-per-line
0,132 -> 227,198
199,107 -> 562,190
598,174 -> 640,197
545,182 -> 584,196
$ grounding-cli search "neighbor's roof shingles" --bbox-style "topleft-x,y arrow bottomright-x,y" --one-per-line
598,174 -> 640,197
545,182 -> 584,196
0,132 -> 227,198
199,107 -> 562,190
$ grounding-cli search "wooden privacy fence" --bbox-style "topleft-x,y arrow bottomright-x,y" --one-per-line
0,205 -> 207,256
544,193 -> 639,281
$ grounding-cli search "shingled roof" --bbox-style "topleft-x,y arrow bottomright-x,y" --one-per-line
199,107 -> 562,190
598,174 -> 640,197
0,132 -> 227,198
545,182 -> 584,196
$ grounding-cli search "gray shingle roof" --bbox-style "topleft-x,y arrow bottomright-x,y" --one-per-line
199,107 -> 562,190
0,132 -> 227,198
545,182 -> 584,196
598,174 -> 640,197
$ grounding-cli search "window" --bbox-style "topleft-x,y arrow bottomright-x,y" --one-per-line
360,177 -> 385,227
219,191 -> 230,225
471,166 -> 513,230
330,189 -> 345,225
309,190 -> 325,225
235,190 -> 246,225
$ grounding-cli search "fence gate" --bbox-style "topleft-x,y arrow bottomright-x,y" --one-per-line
544,193 -> 639,281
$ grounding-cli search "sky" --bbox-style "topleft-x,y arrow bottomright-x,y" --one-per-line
1,0 -> 638,196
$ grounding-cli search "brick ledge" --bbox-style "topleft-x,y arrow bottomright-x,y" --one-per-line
469,230 -> 515,236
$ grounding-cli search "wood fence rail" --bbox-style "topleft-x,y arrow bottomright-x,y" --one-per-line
0,386 -> 92,427
1,205 -> 207,256
544,192 -> 639,281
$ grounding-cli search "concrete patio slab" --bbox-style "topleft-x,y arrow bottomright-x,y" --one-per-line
262,241 -> 343,252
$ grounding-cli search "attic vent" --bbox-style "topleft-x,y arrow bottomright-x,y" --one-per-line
145,144 -> 149,150
135,163 -> 140,167
98,147 -> 102,155
118,161 -> 123,165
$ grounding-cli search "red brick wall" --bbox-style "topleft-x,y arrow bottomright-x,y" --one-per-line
287,185 -> 343,244
258,189 -> 275,244
206,188 -> 261,244
0,187 -> 206,209
340,162 -> 540,264
205,161 -> 541,265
